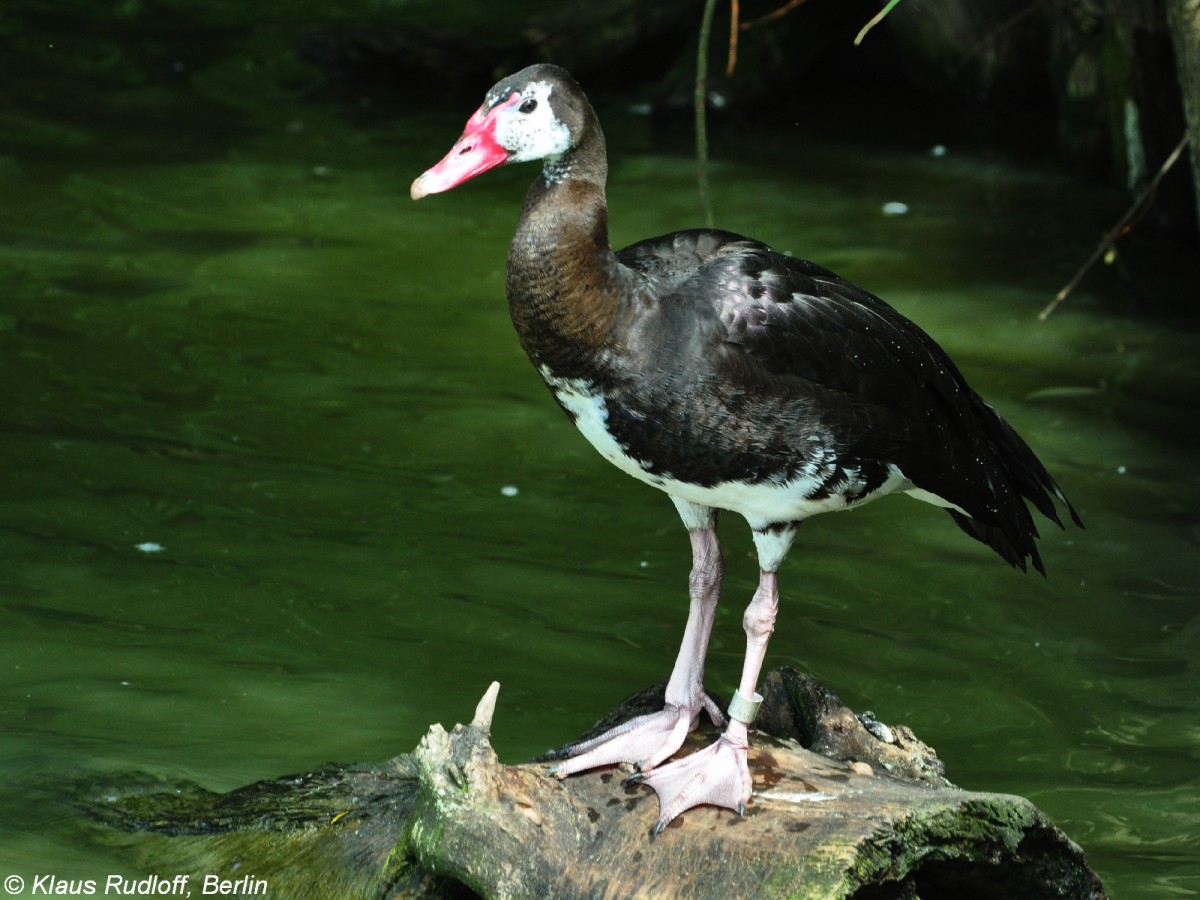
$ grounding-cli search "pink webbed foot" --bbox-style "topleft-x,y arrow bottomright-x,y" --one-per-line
630,723 -> 752,835
548,695 -> 725,778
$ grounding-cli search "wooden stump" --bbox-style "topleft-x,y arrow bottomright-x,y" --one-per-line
83,669 -> 1106,899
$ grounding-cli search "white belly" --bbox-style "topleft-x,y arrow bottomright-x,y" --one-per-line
541,369 -> 913,528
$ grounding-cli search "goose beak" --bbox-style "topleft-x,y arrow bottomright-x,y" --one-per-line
411,100 -> 512,200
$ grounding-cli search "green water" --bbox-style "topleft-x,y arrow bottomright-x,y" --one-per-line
2,8 -> 1199,898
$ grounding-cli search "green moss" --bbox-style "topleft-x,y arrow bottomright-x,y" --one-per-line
848,798 -> 1037,886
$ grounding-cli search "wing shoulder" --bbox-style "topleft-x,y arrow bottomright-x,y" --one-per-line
712,246 -> 967,406
616,229 -> 766,297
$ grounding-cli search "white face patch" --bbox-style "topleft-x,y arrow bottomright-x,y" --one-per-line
493,81 -> 573,168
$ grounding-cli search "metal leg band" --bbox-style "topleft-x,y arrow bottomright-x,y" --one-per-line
727,688 -> 763,725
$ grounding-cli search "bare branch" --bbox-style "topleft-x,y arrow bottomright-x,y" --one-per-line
1040,133 -> 1189,320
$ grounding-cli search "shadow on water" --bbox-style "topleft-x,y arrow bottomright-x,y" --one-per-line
1,4 -> 1198,897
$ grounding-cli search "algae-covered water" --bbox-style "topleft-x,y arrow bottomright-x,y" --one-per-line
1,5 -> 1198,897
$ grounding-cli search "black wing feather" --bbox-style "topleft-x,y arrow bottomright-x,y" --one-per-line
618,229 -> 1080,572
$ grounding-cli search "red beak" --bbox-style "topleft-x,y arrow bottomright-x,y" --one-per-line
411,98 -> 514,200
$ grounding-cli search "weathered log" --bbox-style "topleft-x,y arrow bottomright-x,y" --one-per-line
83,669 -> 1106,899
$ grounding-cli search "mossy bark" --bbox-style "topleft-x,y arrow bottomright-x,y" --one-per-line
82,669 -> 1106,899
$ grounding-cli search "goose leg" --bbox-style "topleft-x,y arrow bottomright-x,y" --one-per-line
634,523 -> 795,834
550,502 -> 725,776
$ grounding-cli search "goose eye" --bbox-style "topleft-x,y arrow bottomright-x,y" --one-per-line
519,98 -> 538,114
